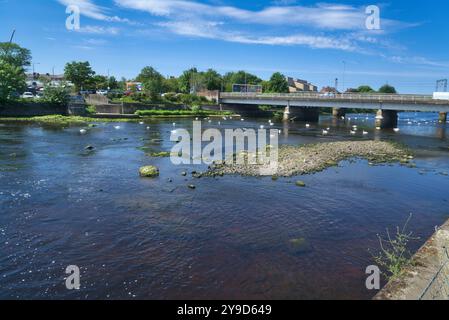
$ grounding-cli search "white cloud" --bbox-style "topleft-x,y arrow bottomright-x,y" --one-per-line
57,0 -> 131,23
157,20 -> 358,51
76,25 -> 120,35
115,0 -> 408,30
386,55 -> 449,68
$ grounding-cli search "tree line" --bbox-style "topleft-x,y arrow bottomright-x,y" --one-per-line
1,41 -> 398,106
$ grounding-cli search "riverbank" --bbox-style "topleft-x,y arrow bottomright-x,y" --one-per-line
0,112 -> 234,125
375,219 -> 449,300
208,140 -> 412,177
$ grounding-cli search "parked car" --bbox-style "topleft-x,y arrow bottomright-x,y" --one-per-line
97,89 -> 108,95
21,92 -> 35,99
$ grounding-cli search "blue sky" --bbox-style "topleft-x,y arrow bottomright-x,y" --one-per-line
1,0 -> 448,93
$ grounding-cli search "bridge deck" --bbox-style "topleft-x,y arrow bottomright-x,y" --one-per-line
219,93 -> 449,112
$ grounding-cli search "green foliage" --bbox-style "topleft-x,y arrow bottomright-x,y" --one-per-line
86,105 -> 97,115
64,61 -> 96,92
222,71 -> 262,92
41,85 -> 70,106
107,90 -> 124,100
379,84 -> 397,94
266,72 -> 289,93
178,93 -> 209,106
90,75 -> 108,90
372,214 -> 419,280
0,42 -> 32,69
137,66 -> 164,100
163,92 -> 179,102
178,68 -> 200,93
190,105 -> 202,113
202,69 -> 222,91
0,60 -> 26,104
135,109 -> 229,117
163,77 -> 180,93
357,85 -> 376,93
108,76 -> 118,90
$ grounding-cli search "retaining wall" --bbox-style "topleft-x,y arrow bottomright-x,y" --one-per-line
0,102 -> 69,116
375,219 -> 449,300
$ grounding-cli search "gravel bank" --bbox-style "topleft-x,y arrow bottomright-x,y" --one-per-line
207,140 -> 412,177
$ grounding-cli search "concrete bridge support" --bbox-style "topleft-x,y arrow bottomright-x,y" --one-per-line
332,108 -> 347,119
284,105 -> 319,122
376,109 -> 398,129
439,112 -> 447,123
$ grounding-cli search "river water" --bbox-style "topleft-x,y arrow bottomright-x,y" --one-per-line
0,112 -> 448,299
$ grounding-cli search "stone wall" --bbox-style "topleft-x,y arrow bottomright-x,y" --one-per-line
0,102 -> 69,117
375,219 -> 449,300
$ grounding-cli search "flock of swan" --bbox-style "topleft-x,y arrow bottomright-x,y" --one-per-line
79,116 -> 403,136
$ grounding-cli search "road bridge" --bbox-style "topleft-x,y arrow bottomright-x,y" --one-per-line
219,92 -> 449,128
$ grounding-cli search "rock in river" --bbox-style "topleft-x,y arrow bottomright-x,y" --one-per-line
295,181 -> 306,187
139,166 -> 159,178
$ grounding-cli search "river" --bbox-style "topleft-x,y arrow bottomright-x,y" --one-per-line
0,112 -> 448,299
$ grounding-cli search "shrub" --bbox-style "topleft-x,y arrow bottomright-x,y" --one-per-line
86,105 -> 96,115
41,85 -> 71,106
371,214 -> 419,280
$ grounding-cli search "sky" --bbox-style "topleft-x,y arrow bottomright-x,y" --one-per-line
1,0 -> 448,94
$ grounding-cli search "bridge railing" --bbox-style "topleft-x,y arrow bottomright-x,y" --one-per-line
219,92 -> 435,103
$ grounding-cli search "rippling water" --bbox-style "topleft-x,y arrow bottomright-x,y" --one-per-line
0,113 -> 448,299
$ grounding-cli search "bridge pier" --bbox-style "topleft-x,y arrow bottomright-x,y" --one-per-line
332,108 -> 347,118
376,110 -> 398,129
283,102 -> 291,121
439,112 -> 447,123
285,106 -> 319,122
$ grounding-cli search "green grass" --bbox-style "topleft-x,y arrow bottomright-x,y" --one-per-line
0,115 -> 140,125
135,109 -> 231,117
0,110 -> 234,126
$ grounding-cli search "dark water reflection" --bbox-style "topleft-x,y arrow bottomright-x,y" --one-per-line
0,113 -> 448,299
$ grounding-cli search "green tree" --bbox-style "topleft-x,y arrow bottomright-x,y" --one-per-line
108,76 -> 118,90
178,68 -> 200,93
0,60 -> 26,103
266,72 -> 289,93
163,77 -> 180,93
202,69 -> 222,91
64,61 -> 96,92
223,71 -> 262,91
357,85 -> 376,93
91,75 -> 109,90
0,42 -> 32,69
117,77 -> 127,91
379,84 -> 397,94
137,67 -> 164,100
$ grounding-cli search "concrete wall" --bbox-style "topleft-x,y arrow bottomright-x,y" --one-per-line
85,94 -> 109,105
0,102 -> 69,116
375,219 -> 449,300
